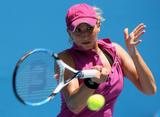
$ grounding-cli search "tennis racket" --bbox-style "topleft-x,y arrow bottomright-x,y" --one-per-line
13,48 -> 99,106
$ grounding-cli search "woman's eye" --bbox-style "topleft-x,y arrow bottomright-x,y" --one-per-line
87,26 -> 93,31
74,26 -> 93,35
75,28 -> 81,33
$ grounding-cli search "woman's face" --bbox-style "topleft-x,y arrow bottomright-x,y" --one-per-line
68,22 -> 100,50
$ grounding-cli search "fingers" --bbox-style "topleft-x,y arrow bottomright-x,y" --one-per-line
125,23 -> 146,39
130,33 -> 142,46
129,33 -> 142,46
124,28 -> 129,40
100,67 -> 109,82
54,73 -> 59,80
133,23 -> 145,35
132,23 -> 146,40
134,30 -> 145,40
91,66 -> 108,75
91,66 -> 109,83
91,65 -> 102,72
134,40 -> 142,46
100,67 -> 108,75
124,23 -> 146,46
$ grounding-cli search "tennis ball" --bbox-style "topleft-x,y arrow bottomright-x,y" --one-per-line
87,94 -> 105,111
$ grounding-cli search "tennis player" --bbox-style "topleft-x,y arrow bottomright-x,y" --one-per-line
57,3 -> 157,117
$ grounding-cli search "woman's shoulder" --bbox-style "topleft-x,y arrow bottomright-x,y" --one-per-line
111,42 -> 127,54
58,50 -> 75,68
111,42 -> 131,65
112,42 -> 121,48
58,50 -> 71,61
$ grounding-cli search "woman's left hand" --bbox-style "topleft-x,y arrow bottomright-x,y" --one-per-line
124,23 -> 146,55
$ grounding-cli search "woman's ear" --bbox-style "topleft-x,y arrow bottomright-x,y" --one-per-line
96,16 -> 101,28
96,16 -> 101,33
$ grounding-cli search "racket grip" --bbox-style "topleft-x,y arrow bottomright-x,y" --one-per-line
81,69 -> 99,78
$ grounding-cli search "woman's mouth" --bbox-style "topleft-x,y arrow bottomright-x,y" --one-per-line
81,41 -> 91,45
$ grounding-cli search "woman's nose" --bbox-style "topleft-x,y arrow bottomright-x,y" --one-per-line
81,31 -> 90,37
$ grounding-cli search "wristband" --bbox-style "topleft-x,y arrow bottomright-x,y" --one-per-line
84,78 -> 99,89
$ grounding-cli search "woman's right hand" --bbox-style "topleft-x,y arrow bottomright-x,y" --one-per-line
91,66 -> 109,84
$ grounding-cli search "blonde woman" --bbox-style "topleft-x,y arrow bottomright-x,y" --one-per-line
57,3 -> 156,117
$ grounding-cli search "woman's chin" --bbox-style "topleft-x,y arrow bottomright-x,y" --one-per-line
82,45 -> 95,50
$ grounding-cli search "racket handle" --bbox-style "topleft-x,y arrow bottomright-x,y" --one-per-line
81,69 -> 99,78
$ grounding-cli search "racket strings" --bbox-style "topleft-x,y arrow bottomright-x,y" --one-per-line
16,52 -> 57,104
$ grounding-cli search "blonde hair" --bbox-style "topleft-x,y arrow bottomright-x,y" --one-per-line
92,6 -> 105,22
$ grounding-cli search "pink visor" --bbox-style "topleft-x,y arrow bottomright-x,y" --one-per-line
66,3 -> 97,32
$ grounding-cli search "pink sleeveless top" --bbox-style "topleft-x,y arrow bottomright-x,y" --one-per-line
57,38 -> 124,117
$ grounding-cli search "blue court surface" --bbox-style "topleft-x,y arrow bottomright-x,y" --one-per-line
0,0 -> 160,117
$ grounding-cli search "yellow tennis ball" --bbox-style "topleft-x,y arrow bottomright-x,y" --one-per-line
87,94 -> 105,111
